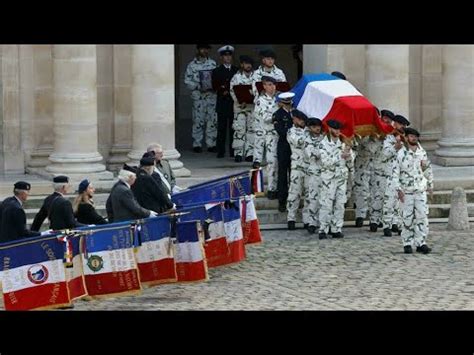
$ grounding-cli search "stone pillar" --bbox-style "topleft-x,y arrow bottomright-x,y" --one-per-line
434,45 -> 474,166
127,45 -> 190,176
45,45 -> 113,183
0,45 -> 23,175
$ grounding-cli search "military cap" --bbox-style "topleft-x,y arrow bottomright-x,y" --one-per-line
122,163 -> 137,174
331,71 -> 347,80
196,44 -> 211,49
278,92 -> 295,103
218,45 -> 234,56
14,181 -> 31,190
326,119 -> 343,129
307,117 -> 323,126
392,114 -> 410,126
239,55 -> 254,65
53,175 -> 69,183
261,75 -> 276,83
140,156 -> 155,167
380,109 -> 395,120
291,109 -> 307,121
78,179 -> 90,194
404,127 -> 420,138
259,49 -> 276,59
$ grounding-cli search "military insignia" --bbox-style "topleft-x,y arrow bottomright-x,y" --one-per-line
87,255 -> 104,272
27,264 -> 49,285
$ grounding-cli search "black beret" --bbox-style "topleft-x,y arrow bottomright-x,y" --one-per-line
259,49 -> 276,59
196,44 -> 211,49
53,175 -> 69,183
140,156 -> 155,167
291,109 -> 308,121
393,114 -> 410,126
122,163 -> 137,174
331,71 -> 346,80
78,179 -> 90,194
307,117 -> 323,126
380,109 -> 395,120
14,181 -> 31,190
142,151 -> 155,159
261,75 -> 276,83
326,119 -> 343,129
404,127 -> 420,137
239,55 -> 254,65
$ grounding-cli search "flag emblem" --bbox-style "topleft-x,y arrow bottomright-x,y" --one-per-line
27,264 -> 49,285
87,255 -> 104,272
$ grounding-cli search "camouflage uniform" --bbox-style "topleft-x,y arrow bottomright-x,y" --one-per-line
251,65 -> 286,101
367,137 -> 387,225
392,144 -> 433,247
253,92 -> 279,192
318,135 -> 354,234
352,136 -> 372,219
184,57 -> 217,148
230,70 -> 255,159
304,131 -> 324,228
286,126 -> 310,223
382,134 -> 402,229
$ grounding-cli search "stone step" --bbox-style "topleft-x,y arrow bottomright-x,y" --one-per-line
22,193 -> 110,209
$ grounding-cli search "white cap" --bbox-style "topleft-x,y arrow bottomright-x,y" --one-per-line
218,45 -> 234,54
278,92 -> 295,101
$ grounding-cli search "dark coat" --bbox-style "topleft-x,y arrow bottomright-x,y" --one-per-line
0,197 -> 41,243
31,192 -> 84,231
75,203 -> 108,225
212,64 -> 239,115
106,180 -> 150,223
132,168 -> 174,214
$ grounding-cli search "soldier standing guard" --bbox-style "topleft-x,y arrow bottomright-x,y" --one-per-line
392,127 -> 433,254
184,44 -> 218,153
212,45 -> 239,158
230,55 -> 256,163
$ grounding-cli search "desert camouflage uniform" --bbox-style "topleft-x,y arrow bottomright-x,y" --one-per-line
230,70 -> 255,158
318,135 -> 354,234
392,144 -> 433,247
304,131 -> 324,228
382,134 -> 402,229
286,126 -> 310,223
366,136 -> 387,225
251,65 -> 286,102
352,136 -> 372,219
184,57 -> 217,148
253,92 -> 279,191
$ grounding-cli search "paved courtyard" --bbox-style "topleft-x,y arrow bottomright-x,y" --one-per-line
69,223 -> 474,311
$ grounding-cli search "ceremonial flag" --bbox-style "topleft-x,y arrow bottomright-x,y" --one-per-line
203,203 -> 231,267
59,233 -> 87,301
223,203 -> 246,263
240,195 -> 262,245
175,221 -> 208,282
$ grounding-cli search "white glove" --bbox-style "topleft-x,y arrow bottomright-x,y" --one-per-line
150,211 -> 159,217
88,224 -> 96,227
40,230 -> 53,236
172,185 -> 182,194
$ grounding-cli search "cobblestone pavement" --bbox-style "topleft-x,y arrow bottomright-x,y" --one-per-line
63,223 -> 474,311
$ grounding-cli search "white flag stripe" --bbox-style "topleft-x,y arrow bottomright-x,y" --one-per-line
175,241 -> 203,263
82,248 -> 137,276
208,221 -> 225,239
1,259 -> 66,293
224,219 -> 243,242
297,79 -> 362,119
246,198 -> 258,221
204,203 -> 220,210
135,238 -> 173,263
65,254 -> 83,281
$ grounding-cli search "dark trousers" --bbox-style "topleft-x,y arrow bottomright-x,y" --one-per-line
216,108 -> 234,156
277,139 -> 292,205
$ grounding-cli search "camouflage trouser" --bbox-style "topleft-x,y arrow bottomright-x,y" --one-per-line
400,192 -> 429,247
353,156 -> 371,219
346,169 -> 354,201
369,168 -> 386,224
254,129 -> 278,191
307,171 -> 321,227
286,168 -> 309,223
382,176 -> 400,229
232,108 -> 255,158
319,176 -> 347,234
191,93 -> 217,148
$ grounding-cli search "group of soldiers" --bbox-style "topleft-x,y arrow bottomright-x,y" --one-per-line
0,143 -> 178,245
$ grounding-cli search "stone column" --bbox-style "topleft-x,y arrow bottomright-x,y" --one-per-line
127,45 -> 189,176
45,45 -> 113,183
434,45 -> 474,166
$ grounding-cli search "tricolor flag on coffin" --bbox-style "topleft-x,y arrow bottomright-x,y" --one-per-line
81,223 -> 141,298
0,235 -> 71,310
240,195 -> 262,245
223,202 -> 246,263
135,217 -> 177,286
175,221 -> 208,282
291,73 -> 393,138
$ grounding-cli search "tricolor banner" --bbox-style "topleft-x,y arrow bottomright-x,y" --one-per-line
240,195 -> 262,245
0,235 -> 71,310
223,202 -> 246,263
203,203 -> 231,268
251,168 -> 264,195
175,221 -> 208,282
81,223 -> 141,298
61,233 -> 87,301
135,217 -> 177,286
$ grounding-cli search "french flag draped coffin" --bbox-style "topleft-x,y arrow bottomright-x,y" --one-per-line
60,234 -> 87,301
203,203 -> 231,267
0,235 -> 71,310
81,223 -> 141,298
223,202 -> 246,263
240,195 -> 262,245
175,221 -> 208,282
291,73 -> 393,138
135,217 -> 177,286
